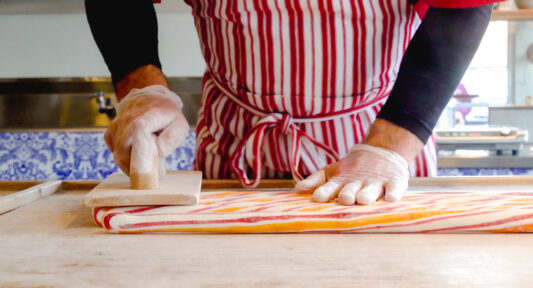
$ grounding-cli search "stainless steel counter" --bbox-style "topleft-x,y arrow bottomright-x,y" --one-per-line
438,144 -> 533,169
438,155 -> 533,168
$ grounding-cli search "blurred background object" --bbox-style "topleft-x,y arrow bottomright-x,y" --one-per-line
515,0 -> 533,10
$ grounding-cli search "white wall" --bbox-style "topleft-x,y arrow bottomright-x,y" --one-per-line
0,12 -> 206,78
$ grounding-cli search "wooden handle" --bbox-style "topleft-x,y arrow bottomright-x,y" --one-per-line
130,155 -> 159,190
130,135 -> 159,190
159,157 -> 167,177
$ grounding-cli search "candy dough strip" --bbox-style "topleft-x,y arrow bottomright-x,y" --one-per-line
93,190 -> 533,233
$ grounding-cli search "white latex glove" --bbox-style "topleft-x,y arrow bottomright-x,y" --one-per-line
295,144 -> 409,205
105,85 -> 189,175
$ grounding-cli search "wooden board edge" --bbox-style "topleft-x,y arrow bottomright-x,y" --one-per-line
0,181 -> 46,191
62,180 -> 100,191
201,179 -> 295,189
409,176 -> 533,187
204,176 -> 533,189
84,194 -> 199,208
6,175 -> 533,195
0,180 -> 62,215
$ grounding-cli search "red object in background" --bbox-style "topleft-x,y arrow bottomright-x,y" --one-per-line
454,84 -> 479,120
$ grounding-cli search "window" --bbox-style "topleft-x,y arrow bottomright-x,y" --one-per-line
436,21 -> 508,129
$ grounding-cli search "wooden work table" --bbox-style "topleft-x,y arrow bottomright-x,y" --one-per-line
1,179 -> 533,287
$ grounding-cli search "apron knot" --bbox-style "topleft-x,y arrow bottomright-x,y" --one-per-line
279,113 -> 292,135
230,112 -> 340,188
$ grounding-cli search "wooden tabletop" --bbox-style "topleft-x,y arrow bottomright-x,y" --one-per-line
2,179 -> 533,287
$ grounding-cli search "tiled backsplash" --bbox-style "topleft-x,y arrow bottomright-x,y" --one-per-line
0,131 -> 195,180
1,131 -> 532,180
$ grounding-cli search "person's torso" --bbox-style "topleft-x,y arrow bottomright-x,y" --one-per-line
186,0 -> 421,117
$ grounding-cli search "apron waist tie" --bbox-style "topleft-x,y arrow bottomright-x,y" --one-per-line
210,75 -> 387,188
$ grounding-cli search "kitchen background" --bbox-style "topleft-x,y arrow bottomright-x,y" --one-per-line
1,0 -> 533,180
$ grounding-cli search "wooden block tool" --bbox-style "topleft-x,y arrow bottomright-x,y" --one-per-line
84,171 -> 202,207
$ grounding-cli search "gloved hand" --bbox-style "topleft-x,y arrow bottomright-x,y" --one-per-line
295,144 -> 409,205
105,85 -> 189,175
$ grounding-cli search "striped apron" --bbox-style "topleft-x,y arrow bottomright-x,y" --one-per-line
183,0 -> 497,186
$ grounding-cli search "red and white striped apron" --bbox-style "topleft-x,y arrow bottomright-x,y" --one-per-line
183,0 -> 502,186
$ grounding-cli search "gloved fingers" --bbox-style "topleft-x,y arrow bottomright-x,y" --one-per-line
384,180 -> 408,203
104,129 -> 113,152
337,181 -> 363,206
312,180 -> 342,203
356,182 -> 384,205
159,157 -> 167,176
295,169 -> 326,193
110,111 -> 172,175
156,117 -> 190,157
112,123 -> 135,175
130,111 -> 175,136
109,85 -> 185,177
105,119 -> 118,152
113,152 -> 130,176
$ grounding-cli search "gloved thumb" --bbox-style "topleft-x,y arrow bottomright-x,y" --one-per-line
295,169 -> 326,193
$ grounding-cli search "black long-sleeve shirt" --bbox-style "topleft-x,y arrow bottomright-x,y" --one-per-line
85,0 -> 492,143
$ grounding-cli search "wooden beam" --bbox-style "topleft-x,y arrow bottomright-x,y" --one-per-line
0,181 -> 61,214
492,10 -> 533,21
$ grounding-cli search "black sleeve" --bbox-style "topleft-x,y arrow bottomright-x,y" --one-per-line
376,5 -> 492,143
85,0 -> 162,87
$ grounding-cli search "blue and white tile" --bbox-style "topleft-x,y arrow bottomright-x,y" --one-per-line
0,132 -> 196,181
438,168 -> 533,177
